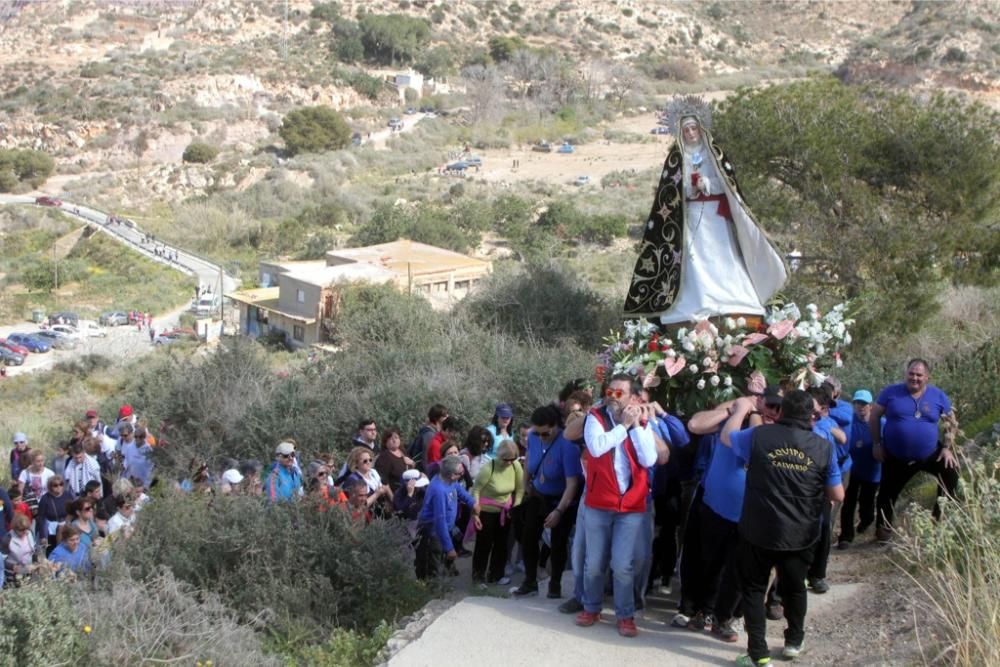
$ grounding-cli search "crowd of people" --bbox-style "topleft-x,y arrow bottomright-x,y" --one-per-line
2,358 -> 958,665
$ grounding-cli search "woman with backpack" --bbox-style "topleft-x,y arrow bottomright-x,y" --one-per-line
471,439 -> 524,587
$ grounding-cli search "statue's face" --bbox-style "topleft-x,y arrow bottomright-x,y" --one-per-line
682,121 -> 701,145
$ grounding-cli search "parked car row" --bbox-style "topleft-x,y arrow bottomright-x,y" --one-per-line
0,319 -> 111,365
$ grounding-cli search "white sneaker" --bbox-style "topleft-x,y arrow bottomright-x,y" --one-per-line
495,576 -> 511,586
782,643 -> 804,659
670,612 -> 690,628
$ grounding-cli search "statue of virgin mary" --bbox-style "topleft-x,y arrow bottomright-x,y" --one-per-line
623,96 -> 787,324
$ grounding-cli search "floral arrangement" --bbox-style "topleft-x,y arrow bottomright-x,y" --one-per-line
596,302 -> 854,415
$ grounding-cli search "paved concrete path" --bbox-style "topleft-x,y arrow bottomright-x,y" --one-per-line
390,568 -> 862,667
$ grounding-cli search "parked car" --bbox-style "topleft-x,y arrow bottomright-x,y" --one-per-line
464,155 -> 483,166
50,324 -> 86,340
419,106 -> 434,113
191,295 -> 219,315
100,311 -> 129,327
48,311 -> 79,326
0,347 -> 24,366
651,126 -> 670,135
532,141 -> 553,153
404,107 -> 417,115
445,161 -> 468,172
35,196 -> 62,207
574,175 -> 591,187
76,320 -> 107,338
6,333 -> 50,353
154,327 -> 199,345
0,338 -> 30,357
34,330 -> 79,350
557,142 -> 575,154
388,117 -> 403,129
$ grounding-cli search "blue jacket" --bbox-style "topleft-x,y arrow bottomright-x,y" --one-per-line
417,475 -> 475,552
265,464 -> 302,503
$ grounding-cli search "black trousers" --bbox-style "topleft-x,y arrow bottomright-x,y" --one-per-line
651,481 -> 684,586
415,525 -> 444,580
875,449 -> 959,530
472,510 -> 510,583
521,494 -> 575,585
738,540 -> 813,662
677,485 -> 705,616
692,502 -> 739,615
807,501 -> 832,581
839,477 -> 879,542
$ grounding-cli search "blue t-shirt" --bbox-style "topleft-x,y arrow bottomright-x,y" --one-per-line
829,399 -> 853,429
702,431 -> 746,523
417,475 -> 475,552
526,430 -> 583,497
730,427 -> 842,488
878,383 -> 951,461
813,416 -> 851,475
848,415 -> 882,483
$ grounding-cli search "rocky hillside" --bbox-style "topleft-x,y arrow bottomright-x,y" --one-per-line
0,0 -> 994,203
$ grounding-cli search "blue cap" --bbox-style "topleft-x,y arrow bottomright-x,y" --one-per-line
12,432 -> 27,444
495,403 -> 514,419
852,390 -> 873,404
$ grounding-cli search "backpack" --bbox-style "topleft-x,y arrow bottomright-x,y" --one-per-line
407,425 -> 435,472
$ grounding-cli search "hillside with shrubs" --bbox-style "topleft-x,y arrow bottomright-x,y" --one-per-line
0,0 -> 999,665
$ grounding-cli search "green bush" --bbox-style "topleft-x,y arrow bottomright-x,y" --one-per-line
282,622 -> 393,667
78,571 -> 281,666
279,106 -> 352,156
182,142 -> 220,163
460,262 -> 619,349
0,582 -> 88,666
0,148 -> 54,191
118,493 -> 429,638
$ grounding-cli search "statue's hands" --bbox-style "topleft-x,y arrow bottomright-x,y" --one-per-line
697,176 -> 710,194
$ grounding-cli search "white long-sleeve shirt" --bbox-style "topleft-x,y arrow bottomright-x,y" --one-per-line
584,410 -> 658,495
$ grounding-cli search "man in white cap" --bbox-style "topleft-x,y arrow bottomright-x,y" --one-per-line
221,468 -> 244,494
837,389 -> 881,548
265,441 -> 302,502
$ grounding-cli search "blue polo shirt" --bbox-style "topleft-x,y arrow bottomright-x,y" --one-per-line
730,427 -> 842,488
813,416 -> 851,474
650,414 -> 690,496
702,430 -> 746,523
526,430 -> 582,497
849,415 -> 882,483
829,399 -> 853,428
878,383 -> 951,461
417,474 -> 476,552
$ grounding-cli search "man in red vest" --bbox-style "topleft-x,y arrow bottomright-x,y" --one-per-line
575,373 -> 659,637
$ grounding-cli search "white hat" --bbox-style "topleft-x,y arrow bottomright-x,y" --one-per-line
275,441 -> 296,456
222,469 -> 244,485
414,475 -> 430,488
402,469 -> 421,481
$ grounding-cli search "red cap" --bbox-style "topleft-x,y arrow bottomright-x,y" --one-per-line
118,404 -> 134,418
85,409 -> 98,418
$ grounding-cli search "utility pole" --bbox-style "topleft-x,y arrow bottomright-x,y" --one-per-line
281,0 -> 288,61
53,242 -> 58,293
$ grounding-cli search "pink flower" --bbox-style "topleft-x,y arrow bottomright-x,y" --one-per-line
742,333 -> 769,346
664,355 -> 687,377
768,319 -> 796,340
747,370 -> 767,395
726,345 -> 750,366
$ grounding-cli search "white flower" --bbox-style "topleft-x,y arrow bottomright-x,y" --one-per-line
806,303 -> 818,313
836,355 -> 843,368
723,376 -> 733,386
716,337 -> 726,349
816,343 -> 826,357
736,317 -> 746,327
721,355 -> 729,363
710,375 -> 720,386
702,356 -> 713,367
844,333 -> 852,345
724,317 -> 736,330
665,349 -> 677,358
688,364 -> 699,374
677,327 -> 688,338
709,323 -> 719,335
683,341 -> 696,352
696,379 -> 706,390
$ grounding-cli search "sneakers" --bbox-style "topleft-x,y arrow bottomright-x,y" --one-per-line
617,617 -> 638,637
782,642 -> 804,659
670,612 -> 691,628
735,655 -> 772,666
837,539 -> 851,550
494,576 -> 511,586
765,602 -> 784,621
558,597 -> 584,614
710,618 -> 739,643
809,579 -> 830,594
575,610 -> 600,626
511,581 -> 538,597
875,526 -> 892,543
547,582 -> 562,599
686,612 -> 712,631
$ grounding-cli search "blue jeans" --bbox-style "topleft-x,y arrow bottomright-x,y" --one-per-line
583,506 -> 644,619
571,501 -> 589,601
632,497 -> 655,605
